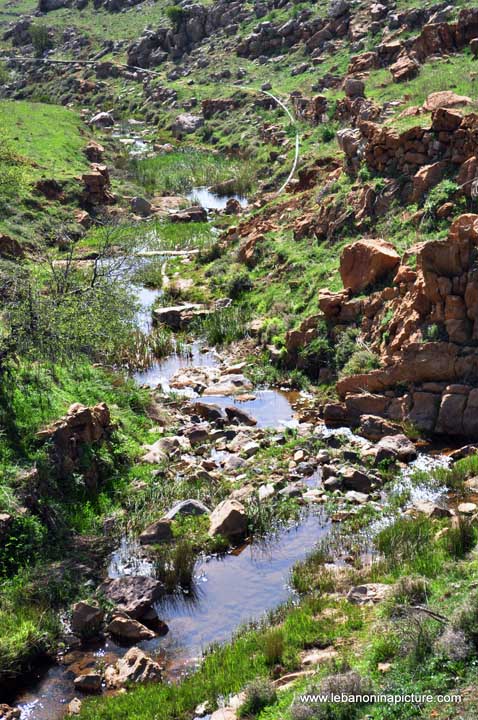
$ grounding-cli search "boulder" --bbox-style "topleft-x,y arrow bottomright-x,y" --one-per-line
225,406 -> 257,426
359,415 -> 402,441
390,54 -> 419,82
99,576 -> 163,619
343,78 -> 365,98
208,499 -> 247,539
189,401 -> 226,422
0,706 -> 21,720
67,699 -> 82,716
339,238 -> 400,293
104,647 -> 162,688
139,518 -> 173,545
73,673 -> 102,693
412,500 -> 452,518
131,197 -> 153,217
375,434 -> 417,463
172,113 -> 204,136
423,91 -> 471,112
165,499 -> 210,519
341,467 -> 374,493
107,615 -> 156,642
411,162 -> 446,203
89,111 -> 114,127
71,602 -> 104,638
170,206 -> 208,223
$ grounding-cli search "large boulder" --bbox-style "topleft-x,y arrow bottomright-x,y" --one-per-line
375,434 -> 418,463
71,602 -> 104,638
107,615 -> 156,642
339,238 -> 400,293
208,499 -> 247,539
172,113 -> 204,136
104,647 -> 162,688
139,518 -> 173,545
423,91 -> 472,112
99,576 -> 163,619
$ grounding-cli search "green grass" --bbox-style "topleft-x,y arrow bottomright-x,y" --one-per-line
130,149 -> 257,196
0,100 -> 87,180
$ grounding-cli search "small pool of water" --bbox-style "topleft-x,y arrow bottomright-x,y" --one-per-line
196,390 -> 298,429
186,186 -> 248,211
133,342 -> 221,388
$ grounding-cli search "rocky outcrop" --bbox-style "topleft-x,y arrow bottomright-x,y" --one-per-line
323,215 -> 478,438
339,238 -> 400,293
208,499 -> 247,539
98,575 -> 163,619
36,403 -> 112,484
81,164 -> 115,206
104,647 -> 162,688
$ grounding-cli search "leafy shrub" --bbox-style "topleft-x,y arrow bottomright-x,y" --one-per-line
334,328 -> 359,371
0,514 -> 46,577
30,24 -> 53,56
165,5 -> 186,29
226,271 -> 253,299
239,678 -> 277,717
339,350 -> 380,378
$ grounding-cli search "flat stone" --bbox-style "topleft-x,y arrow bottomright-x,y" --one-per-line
107,615 -> 156,642
347,583 -> 390,605
457,502 -> 477,515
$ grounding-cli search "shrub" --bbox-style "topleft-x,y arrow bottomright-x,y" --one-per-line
226,271 -> 253,299
339,350 -> 380,378
165,5 -> 186,29
386,576 -> 430,615
443,517 -> 477,559
0,514 -> 46,577
334,328 -> 359,371
30,24 -> 53,56
452,591 -> 478,649
239,678 -> 277,717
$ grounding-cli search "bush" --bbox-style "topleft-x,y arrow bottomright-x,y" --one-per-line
452,591 -> 478,649
334,328 -> 359,371
165,5 -> 186,29
339,350 -> 380,378
443,517 -> 477,559
386,576 -> 430,614
239,678 -> 277,717
30,24 -> 53,56
226,271 -> 253,299
0,514 -> 46,577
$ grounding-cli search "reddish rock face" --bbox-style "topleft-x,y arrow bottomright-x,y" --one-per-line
339,238 -> 400,293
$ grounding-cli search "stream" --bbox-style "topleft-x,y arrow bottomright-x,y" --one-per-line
11,138 -> 450,720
